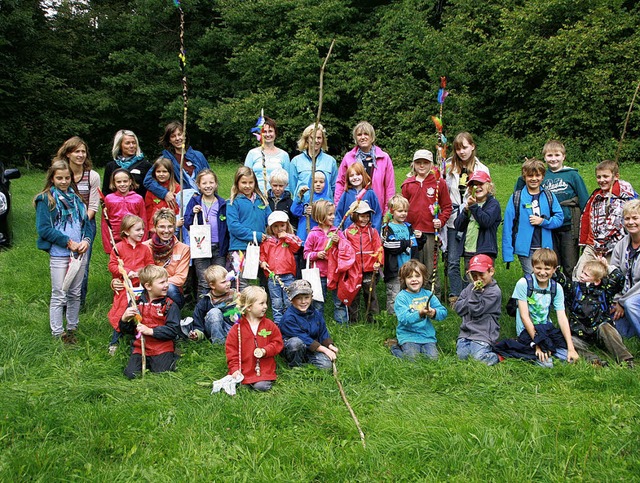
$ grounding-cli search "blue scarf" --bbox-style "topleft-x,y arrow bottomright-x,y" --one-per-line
51,187 -> 86,230
115,153 -> 145,170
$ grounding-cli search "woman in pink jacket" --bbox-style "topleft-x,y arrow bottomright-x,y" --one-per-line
334,121 -> 396,213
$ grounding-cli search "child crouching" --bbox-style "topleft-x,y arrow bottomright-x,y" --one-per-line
119,265 -> 180,379
280,280 -> 339,370
454,254 -> 501,365
190,265 -> 237,344
225,286 -> 283,391
391,260 -> 447,360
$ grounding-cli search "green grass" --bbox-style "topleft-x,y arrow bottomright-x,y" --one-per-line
1,161 -> 640,481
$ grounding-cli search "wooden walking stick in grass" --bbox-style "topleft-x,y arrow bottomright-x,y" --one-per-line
332,362 -> 366,448
307,38 -> 336,231
615,78 -> 640,164
174,0 -> 188,241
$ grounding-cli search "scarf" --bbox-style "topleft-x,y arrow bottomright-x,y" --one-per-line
355,146 -> 377,178
150,233 -> 175,268
51,187 -> 86,230
115,153 -> 145,170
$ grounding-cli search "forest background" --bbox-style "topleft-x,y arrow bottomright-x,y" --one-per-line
2,0 -> 640,169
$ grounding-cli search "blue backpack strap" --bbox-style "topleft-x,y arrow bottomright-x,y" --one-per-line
524,272 -> 534,298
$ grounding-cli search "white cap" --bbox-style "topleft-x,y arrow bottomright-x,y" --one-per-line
413,149 -> 434,162
267,210 -> 289,226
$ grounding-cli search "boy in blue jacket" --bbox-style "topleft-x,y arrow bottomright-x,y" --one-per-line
279,280 -> 339,370
503,158 -> 563,274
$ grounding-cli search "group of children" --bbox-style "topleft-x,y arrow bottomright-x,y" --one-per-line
36,135 -> 640,389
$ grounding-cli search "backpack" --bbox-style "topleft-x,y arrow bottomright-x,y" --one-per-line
511,188 -> 555,248
506,273 -> 557,317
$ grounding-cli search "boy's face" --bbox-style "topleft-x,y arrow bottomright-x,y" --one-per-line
523,171 -> 543,191
413,159 -> 432,178
596,169 -> 618,193
313,174 -> 326,193
291,294 -> 312,312
209,277 -> 231,296
544,150 -> 565,172
404,270 -> 424,293
270,182 -> 286,198
532,262 -> 556,286
578,268 -> 601,285
623,211 -> 640,237
145,276 -> 169,299
355,212 -> 371,227
392,206 -> 408,223
468,267 -> 494,286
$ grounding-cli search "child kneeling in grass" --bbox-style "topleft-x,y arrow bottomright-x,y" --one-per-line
190,265 -> 237,344
494,248 -> 579,367
119,265 -> 180,379
390,259 -> 447,360
225,286 -> 283,392
454,254 -> 501,365
279,279 -> 339,370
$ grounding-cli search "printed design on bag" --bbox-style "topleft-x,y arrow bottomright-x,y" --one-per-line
194,236 -> 206,248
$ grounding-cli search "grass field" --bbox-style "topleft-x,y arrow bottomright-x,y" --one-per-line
1,159 -> 639,481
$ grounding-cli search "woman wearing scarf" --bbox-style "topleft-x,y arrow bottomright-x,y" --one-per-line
334,121 -> 396,213
35,160 -> 91,343
111,208 -> 190,309
102,129 -> 152,198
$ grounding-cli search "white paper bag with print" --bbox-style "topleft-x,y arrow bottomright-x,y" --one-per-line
242,232 -> 260,280
189,215 -> 212,259
301,255 -> 324,302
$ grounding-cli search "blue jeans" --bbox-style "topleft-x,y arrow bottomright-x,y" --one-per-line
283,337 -> 332,370
80,218 -> 96,306
268,273 -> 294,324
518,249 -> 536,275
204,308 -> 234,344
167,283 -> 185,309
615,294 -> 640,338
194,246 -> 227,295
456,338 -> 499,366
391,341 -> 438,360
535,347 -> 568,368
447,227 -> 466,296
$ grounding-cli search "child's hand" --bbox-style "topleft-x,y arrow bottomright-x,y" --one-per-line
176,218 -> 184,228
467,195 -> 477,208
567,349 -> 580,363
111,279 -> 124,293
373,262 -> 380,270
231,370 -> 242,378
253,347 -> 267,358
316,251 -> 327,260
277,231 -> 288,239
414,230 -> 422,238
298,186 -> 309,198
260,261 -> 270,271
328,344 -> 339,354
420,306 -> 436,318
535,345 -> 550,363
127,270 -> 138,279
472,280 -> 484,291
433,219 -> 442,230
123,306 -> 139,321
319,345 -> 337,361
261,234 -> 267,242
304,205 -> 311,215
76,240 -> 89,254
189,329 -> 204,341
136,323 -> 153,336
164,192 -> 176,210
529,215 -> 544,226
611,302 -> 625,320
329,232 -> 340,243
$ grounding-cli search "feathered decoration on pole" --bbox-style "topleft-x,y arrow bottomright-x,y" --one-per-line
250,110 -> 268,195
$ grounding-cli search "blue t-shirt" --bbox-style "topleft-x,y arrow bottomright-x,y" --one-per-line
512,276 -> 565,335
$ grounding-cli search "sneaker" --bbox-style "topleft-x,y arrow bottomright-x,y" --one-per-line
108,344 -> 118,356
448,296 -> 458,308
384,338 -> 398,348
624,359 -> 634,369
62,330 -> 77,345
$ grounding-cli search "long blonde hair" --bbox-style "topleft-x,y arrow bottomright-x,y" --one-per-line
229,166 -> 267,205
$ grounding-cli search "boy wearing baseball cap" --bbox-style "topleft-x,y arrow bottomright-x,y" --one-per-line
279,279 -> 339,370
453,254 -> 502,365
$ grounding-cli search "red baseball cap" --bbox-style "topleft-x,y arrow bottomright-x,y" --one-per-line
467,171 -> 492,185
467,254 -> 493,272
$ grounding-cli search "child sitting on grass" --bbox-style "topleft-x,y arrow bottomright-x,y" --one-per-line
382,194 -> 423,315
190,265 -> 237,344
495,249 -> 579,367
454,254 -> 501,365
225,286 -> 283,391
390,259 -> 447,360
119,265 -> 180,379
557,259 -> 632,366
574,159 -> 637,279
279,280 -> 339,370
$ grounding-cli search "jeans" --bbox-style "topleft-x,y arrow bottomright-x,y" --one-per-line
249,381 -> 273,392
552,228 -> 579,278
50,255 -> 88,337
194,245 -> 227,295
456,338 -> 499,366
204,308 -> 234,344
167,283 -> 185,309
124,351 -> 178,379
416,233 -> 441,297
283,337 -> 332,370
347,272 -> 379,323
446,227 -> 465,297
518,249 -> 536,275
615,294 -> 640,339
535,347 -> 569,368
385,277 -> 401,314
267,273 -> 294,324
80,218 -> 96,306
391,341 -> 438,360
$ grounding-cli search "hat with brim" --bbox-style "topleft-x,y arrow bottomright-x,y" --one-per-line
467,254 -> 494,272
350,199 -> 374,214
286,279 -> 313,301
268,210 -> 290,226
467,171 -> 492,185
412,149 -> 434,163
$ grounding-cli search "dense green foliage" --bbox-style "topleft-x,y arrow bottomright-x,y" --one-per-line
2,163 -> 640,480
2,0 -> 639,168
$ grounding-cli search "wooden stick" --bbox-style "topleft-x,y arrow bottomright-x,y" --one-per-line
615,78 -> 640,164
177,4 -> 188,241
307,38 -> 336,231
332,362 -> 365,448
